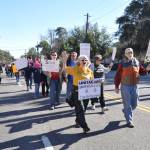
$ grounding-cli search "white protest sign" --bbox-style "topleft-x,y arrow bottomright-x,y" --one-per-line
14,58 -> 28,70
145,40 -> 150,59
42,60 -> 59,72
111,47 -> 117,61
78,78 -> 102,100
80,43 -> 90,58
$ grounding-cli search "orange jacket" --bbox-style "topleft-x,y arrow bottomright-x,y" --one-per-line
114,58 -> 147,88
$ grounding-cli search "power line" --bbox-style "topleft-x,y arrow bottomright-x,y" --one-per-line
88,0 -> 110,15
91,0 -> 131,22
1,49 -> 26,51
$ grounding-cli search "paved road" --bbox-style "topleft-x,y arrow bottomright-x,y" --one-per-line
0,72 -> 150,150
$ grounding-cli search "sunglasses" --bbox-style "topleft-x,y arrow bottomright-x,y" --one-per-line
96,59 -> 101,61
81,59 -> 88,62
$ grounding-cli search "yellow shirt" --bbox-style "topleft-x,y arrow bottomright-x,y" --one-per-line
12,64 -> 18,73
66,65 -> 94,86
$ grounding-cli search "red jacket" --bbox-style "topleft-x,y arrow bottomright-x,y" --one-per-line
114,58 -> 147,89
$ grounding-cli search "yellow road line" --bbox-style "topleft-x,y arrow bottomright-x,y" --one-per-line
104,92 -> 150,113
138,105 -> 150,111
137,106 -> 150,112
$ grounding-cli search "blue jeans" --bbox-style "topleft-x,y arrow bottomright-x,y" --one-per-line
66,80 -> 73,99
35,83 -> 40,97
49,79 -> 61,106
121,85 -> 139,123
15,74 -> 20,83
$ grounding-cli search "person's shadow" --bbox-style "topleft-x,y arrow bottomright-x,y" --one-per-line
0,120 -> 127,150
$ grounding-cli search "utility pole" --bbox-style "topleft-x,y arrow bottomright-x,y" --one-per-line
84,13 -> 90,42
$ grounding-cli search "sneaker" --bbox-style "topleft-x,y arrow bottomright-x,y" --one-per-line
91,105 -> 95,110
126,122 -> 134,128
49,106 -> 55,110
101,108 -> 105,114
83,127 -> 90,133
103,107 -> 109,111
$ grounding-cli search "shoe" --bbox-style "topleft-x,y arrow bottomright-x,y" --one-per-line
83,127 -> 90,133
126,122 -> 134,128
75,122 -> 80,128
101,108 -> 105,114
49,106 -> 55,110
27,86 -> 29,91
103,107 -> 109,111
91,105 -> 95,110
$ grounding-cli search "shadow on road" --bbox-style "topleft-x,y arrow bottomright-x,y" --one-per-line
0,120 -> 127,150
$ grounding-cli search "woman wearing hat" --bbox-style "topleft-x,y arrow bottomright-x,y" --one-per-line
62,52 -> 93,133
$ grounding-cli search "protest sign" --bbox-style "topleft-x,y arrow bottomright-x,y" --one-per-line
78,78 -> 102,100
111,47 -> 117,61
145,40 -> 150,60
14,58 -> 28,70
42,60 -> 59,72
80,43 -> 90,58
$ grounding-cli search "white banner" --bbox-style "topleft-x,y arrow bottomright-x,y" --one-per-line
78,78 -> 102,100
80,43 -> 90,58
42,60 -> 59,72
111,47 -> 117,61
14,58 -> 28,70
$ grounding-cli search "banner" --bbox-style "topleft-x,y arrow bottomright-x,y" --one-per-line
78,78 -> 102,100
80,43 -> 90,58
42,60 -> 59,72
14,58 -> 28,70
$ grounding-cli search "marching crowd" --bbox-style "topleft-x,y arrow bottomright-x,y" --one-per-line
1,47 -> 150,133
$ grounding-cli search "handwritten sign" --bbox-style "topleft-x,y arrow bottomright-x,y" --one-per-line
78,78 -> 102,100
42,60 -> 59,72
14,58 -> 28,70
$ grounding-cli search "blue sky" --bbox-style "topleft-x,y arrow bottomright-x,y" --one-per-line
0,0 -> 131,58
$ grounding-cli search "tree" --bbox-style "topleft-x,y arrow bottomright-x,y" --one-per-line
116,0 -> 150,57
26,47 -> 37,59
0,49 -> 14,64
39,40 -> 51,56
67,23 -> 112,58
54,27 -> 68,52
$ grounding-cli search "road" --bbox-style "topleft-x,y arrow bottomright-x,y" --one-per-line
0,72 -> 150,150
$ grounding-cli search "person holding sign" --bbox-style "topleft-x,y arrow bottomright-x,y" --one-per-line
62,52 -> 93,133
90,55 -> 113,113
48,51 -> 63,110
24,56 -> 33,91
66,51 -> 78,102
114,48 -> 150,128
